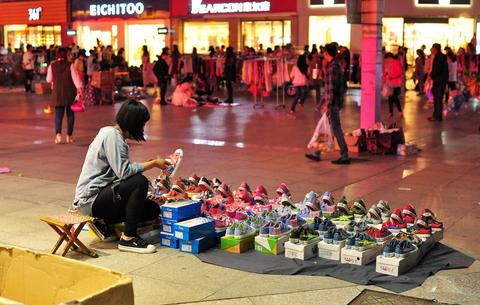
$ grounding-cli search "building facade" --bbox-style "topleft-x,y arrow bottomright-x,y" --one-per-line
0,0 -> 70,49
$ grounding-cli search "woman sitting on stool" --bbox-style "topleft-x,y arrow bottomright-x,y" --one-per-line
72,100 -> 171,254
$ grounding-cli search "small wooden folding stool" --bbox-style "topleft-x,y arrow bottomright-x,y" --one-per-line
40,211 -> 98,258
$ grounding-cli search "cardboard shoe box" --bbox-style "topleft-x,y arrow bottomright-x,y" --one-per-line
34,82 -> 52,95
221,235 -> 255,254
173,217 -> 215,241
318,240 -> 346,261
284,238 -> 320,260
162,219 -> 176,234
335,135 -> 362,153
255,234 -> 289,255
160,232 -> 179,249
341,243 -> 384,266
179,233 -> 218,254
376,230 -> 443,276
161,200 -> 201,222
0,246 -> 133,305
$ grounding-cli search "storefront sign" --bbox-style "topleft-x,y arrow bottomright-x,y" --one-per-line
71,0 -> 169,21
66,29 -> 77,36
157,27 -> 169,34
310,0 -> 345,5
28,7 -> 42,21
89,2 -> 145,16
0,0 -> 67,25
191,0 -> 271,14
416,0 -> 470,5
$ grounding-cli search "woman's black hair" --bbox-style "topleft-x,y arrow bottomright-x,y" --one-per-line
116,100 -> 150,141
297,54 -> 308,77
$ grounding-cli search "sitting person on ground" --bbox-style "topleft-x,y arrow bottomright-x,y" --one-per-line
194,74 -> 218,103
72,100 -> 171,254
172,75 -> 198,107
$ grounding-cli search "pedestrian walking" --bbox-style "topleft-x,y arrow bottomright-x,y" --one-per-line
22,44 -> 34,92
428,43 -> 449,122
305,43 -> 350,165
383,53 -> 403,117
46,48 -> 83,144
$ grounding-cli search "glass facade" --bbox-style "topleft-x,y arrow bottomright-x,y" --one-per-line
4,25 -> 61,48
183,21 -> 229,54
126,24 -> 166,66
242,20 -> 291,49
309,16 -> 350,47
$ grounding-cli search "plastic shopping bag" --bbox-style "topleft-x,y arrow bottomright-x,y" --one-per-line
381,84 -> 392,98
308,113 -> 334,152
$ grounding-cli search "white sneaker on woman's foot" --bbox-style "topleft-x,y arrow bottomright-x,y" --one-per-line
118,236 -> 156,254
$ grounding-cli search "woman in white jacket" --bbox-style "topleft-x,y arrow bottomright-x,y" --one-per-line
290,54 -> 309,113
383,53 -> 403,117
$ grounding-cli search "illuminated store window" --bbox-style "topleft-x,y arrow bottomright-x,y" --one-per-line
242,20 -> 291,49
477,23 -> 480,54
383,18 -> 404,53
183,21 -> 229,54
309,16 -> 350,48
4,25 -> 61,49
127,24 -> 166,67
403,18 -> 474,64
78,25 -> 113,52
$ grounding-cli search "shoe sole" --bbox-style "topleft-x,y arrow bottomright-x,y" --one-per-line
168,149 -> 183,178
118,244 -> 157,254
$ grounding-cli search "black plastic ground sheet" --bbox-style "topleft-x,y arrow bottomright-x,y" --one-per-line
196,243 -> 474,293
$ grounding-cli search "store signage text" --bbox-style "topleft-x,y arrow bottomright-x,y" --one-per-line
89,2 -> 145,17
28,7 -> 42,21
191,0 -> 271,14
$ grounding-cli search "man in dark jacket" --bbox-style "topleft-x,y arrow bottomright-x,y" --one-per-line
306,43 -> 350,165
428,43 -> 449,122
153,50 -> 169,105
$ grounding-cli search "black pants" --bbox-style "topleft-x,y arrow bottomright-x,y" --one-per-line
291,86 -> 308,111
388,87 -> 402,114
158,78 -> 168,104
225,79 -> 233,102
25,69 -> 33,92
432,82 -> 446,121
329,107 -> 349,160
55,106 -> 75,135
92,174 -> 160,237
445,81 -> 456,103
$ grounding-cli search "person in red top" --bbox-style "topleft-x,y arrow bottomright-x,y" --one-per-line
383,53 -> 404,117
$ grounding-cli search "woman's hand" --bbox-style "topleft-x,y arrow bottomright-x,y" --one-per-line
155,158 -> 171,169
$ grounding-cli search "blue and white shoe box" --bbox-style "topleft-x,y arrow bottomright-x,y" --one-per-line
160,232 -> 179,249
173,217 -> 215,240
173,217 -> 218,254
161,200 -> 202,222
160,200 -> 202,249
179,232 -> 218,254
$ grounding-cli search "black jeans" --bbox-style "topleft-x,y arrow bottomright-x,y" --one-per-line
55,106 -> 75,135
225,79 -> 233,102
25,69 -> 33,92
432,82 -> 446,121
329,107 -> 349,160
158,78 -> 168,104
291,86 -> 308,111
388,87 -> 402,114
92,174 -> 160,237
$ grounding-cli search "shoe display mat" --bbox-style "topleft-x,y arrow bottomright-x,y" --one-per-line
196,243 -> 474,293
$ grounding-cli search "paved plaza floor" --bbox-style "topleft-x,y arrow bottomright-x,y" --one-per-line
0,88 -> 479,304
